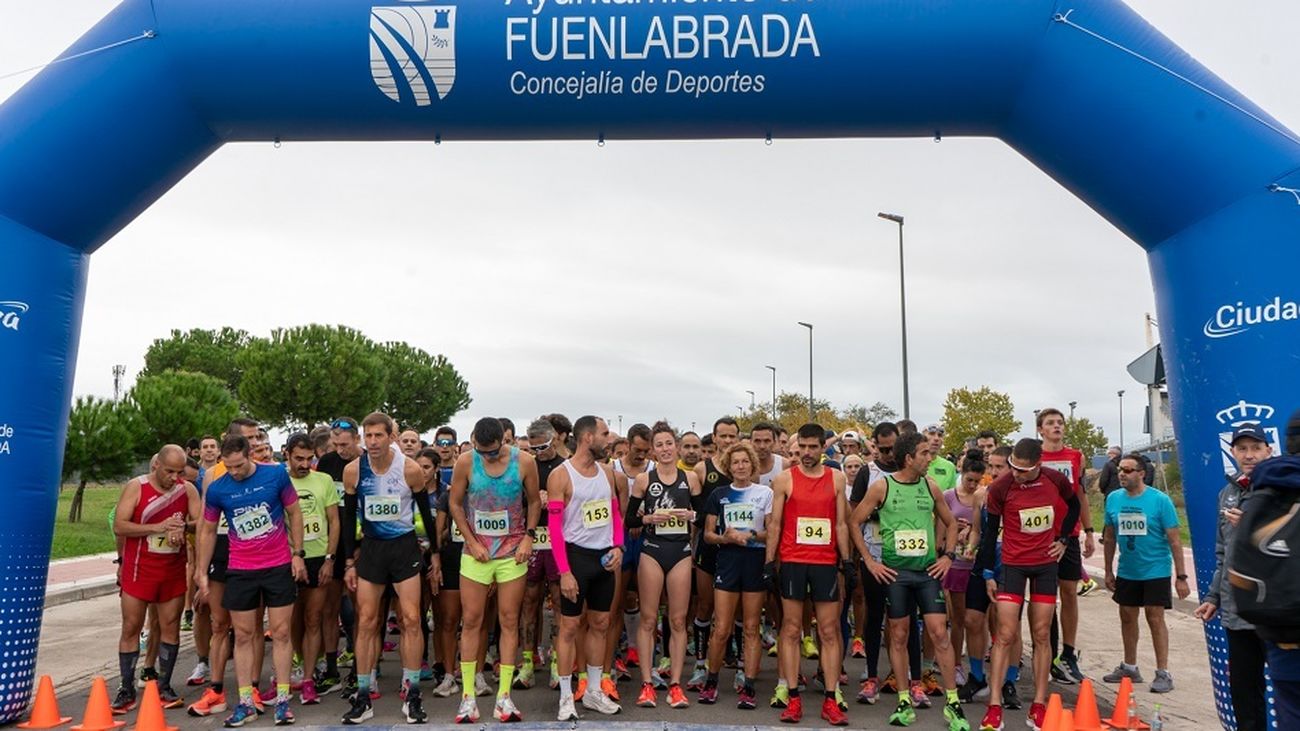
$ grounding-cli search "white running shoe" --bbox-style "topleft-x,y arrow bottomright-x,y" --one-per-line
186,661 -> 209,687
495,695 -> 522,722
475,673 -> 492,697
557,695 -> 579,722
582,690 -> 622,715
432,675 -> 460,698
454,696 -> 480,724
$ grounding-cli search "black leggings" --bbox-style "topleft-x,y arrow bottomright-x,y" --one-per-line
861,560 -> 922,679
1226,628 -> 1268,731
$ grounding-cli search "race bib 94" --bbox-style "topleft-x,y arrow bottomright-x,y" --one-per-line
796,517 -> 832,545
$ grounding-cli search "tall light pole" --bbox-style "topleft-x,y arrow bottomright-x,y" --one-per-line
878,212 -> 910,419
765,365 -> 777,418
746,390 -> 756,410
111,364 -> 125,402
797,322 -> 814,420
1068,401 -> 1077,420
1117,390 -> 1126,449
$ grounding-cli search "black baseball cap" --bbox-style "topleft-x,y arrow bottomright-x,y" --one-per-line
1231,423 -> 1268,445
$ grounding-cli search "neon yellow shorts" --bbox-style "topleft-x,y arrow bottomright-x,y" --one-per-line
460,554 -> 528,586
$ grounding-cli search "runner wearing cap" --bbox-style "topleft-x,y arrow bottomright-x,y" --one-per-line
975,438 -> 1080,731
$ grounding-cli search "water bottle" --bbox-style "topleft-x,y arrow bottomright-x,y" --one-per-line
601,549 -> 617,569
1127,691 -> 1139,729
1151,703 -> 1164,731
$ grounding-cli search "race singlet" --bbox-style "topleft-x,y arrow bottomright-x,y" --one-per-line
147,533 -> 181,554
893,529 -> 929,558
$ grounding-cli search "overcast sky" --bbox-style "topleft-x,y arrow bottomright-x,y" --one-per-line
4,2 -> 1298,447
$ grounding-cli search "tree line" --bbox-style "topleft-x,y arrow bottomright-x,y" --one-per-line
61,325 -> 470,521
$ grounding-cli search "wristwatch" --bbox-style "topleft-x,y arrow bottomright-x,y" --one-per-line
323,553 -> 335,562
1084,527 -> 1095,534
527,528 -> 537,540
1176,574 -> 1189,581
294,549 -> 306,559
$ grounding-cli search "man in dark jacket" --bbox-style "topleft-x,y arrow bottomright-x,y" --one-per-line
1194,423 -> 1272,730
1096,447 -> 1122,496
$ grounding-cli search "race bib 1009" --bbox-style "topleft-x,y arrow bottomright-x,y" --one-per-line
474,509 -> 509,537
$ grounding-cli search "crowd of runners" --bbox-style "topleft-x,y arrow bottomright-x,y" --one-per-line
105,407 -> 1197,730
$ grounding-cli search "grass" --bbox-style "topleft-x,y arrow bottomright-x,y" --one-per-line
51,484 -> 122,560
1087,484 -> 1193,547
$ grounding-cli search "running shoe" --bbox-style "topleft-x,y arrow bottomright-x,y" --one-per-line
910,680 -> 931,709
637,682 -> 658,707
668,683 -> 689,708
978,704 -> 1004,731
548,653 -> 560,689
337,650 -> 354,668
770,683 -> 789,709
1077,577 -> 1099,596
181,610 -> 194,632
613,657 -> 631,681
857,677 -> 880,705
159,686 -> 184,710
944,700 -> 971,731
923,668 -> 944,696
767,642 -> 778,657
889,696 -> 916,727
822,696 -> 848,726
779,694 -> 803,723
958,676 -> 988,704
687,664 -> 708,690
651,667 -> 669,690
404,686 -> 429,723
882,672 -> 899,693
253,695 -> 265,715
851,636 -> 866,658
835,687 -> 847,712
494,695 -> 522,722
1001,682 -> 1021,710
274,700 -> 295,726
111,686 -> 137,715
339,673 -> 358,700
475,672 -> 492,697
626,646 -> 640,668
289,665 -> 305,691
737,686 -> 757,709
575,677 -> 587,702
1150,670 -> 1174,693
1058,653 -> 1085,683
1102,664 -> 1144,684
187,687 -> 226,717
186,660 -> 209,686
420,662 -> 435,682
581,689 -> 622,715
601,675 -> 620,702
1049,656 -> 1076,685
223,703 -> 258,728
956,664 -> 968,687
341,694 -> 373,725
300,679 -> 320,705
258,684 -> 279,704
454,696 -> 480,724
801,635 -> 819,659
734,669 -> 748,694
137,667 -> 158,690
1027,702 -> 1046,730
316,673 -> 341,695
557,695 -> 579,721
382,640 -> 397,653
515,659 -> 535,689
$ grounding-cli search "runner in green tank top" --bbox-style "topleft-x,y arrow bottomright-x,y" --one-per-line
849,432 -> 970,731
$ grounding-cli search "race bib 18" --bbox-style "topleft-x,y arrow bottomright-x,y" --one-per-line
582,499 -> 612,529
796,516 -> 832,545
364,495 -> 401,522
1019,506 -> 1054,534
303,517 -> 324,542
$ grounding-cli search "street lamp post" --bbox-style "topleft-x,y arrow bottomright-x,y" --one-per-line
746,390 -> 756,410
765,365 -> 777,418
797,322 -> 814,420
878,212 -> 910,419
1068,401 -> 1077,420
1117,390 -> 1126,449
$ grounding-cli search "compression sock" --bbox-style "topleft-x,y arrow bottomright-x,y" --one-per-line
970,658 -> 985,682
277,683 -> 290,705
402,668 -> 420,694
460,662 -> 476,699
158,642 -> 179,690
498,665 -> 515,698
119,651 -> 140,691
326,652 -> 338,676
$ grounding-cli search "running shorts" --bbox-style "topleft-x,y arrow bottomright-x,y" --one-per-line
641,537 -> 692,574
559,545 -> 616,617
121,565 -> 187,604
998,563 -> 1059,605
621,534 -> 644,572
299,556 -> 327,590
965,566 -> 1001,614
461,555 -> 528,586
527,549 -> 559,584
693,539 -> 719,575
439,548 -> 462,591
224,564 -> 297,612
884,568 -> 946,619
714,548 -> 766,593
942,565 -> 972,594
1112,576 -> 1172,609
779,561 -> 839,603
208,535 -> 230,584
356,532 -> 423,586
1057,536 -> 1085,582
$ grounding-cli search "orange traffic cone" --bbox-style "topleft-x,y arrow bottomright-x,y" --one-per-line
1042,692 -> 1064,731
128,681 -> 176,731
70,677 -> 124,731
1074,679 -> 1105,731
1102,676 -> 1150,730
1060,709 -> 1075,731
17,675 -> 71,728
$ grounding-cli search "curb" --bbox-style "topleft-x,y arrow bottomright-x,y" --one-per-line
42,577 -> 117,609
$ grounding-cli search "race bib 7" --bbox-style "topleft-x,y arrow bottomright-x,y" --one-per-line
582,499 -> 612,529
364,495 -> 401,522
795,516 -> 832,545
147,532 -> 180,554
1019,506 -> 1054,534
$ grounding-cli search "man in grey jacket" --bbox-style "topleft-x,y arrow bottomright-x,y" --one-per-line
1195,423 -> 1273,731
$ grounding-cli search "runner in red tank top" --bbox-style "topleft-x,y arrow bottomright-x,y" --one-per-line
112,445 -> 200,713
764,424 -> 853,726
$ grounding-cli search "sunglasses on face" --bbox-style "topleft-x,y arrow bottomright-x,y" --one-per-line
528,443 -> 550,452
476,447 -> 502,459
1119,467 -> 1142,474
435,439 -> 455,447
331,419 -> 355,430
878,446 -> 893,453
1008,458 -> 1036,473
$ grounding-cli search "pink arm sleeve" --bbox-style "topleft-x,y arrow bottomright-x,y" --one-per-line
611,496 -> 624,548
548,500 -> 570,574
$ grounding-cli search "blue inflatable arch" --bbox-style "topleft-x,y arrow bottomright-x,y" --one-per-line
2,0 -> 1298,725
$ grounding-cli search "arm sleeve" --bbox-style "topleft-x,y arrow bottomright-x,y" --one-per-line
548,500 -> 570,574
975,513 -> 1001,572
1059,493 -> 1081,538
341,493 -> 358,561
625,494 -> 645,529
691,491 -> 706,516
413,490 -> 437,548
611,496 -> 625,547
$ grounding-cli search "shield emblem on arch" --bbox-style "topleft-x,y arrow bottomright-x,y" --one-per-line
369,4 -> 456,106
